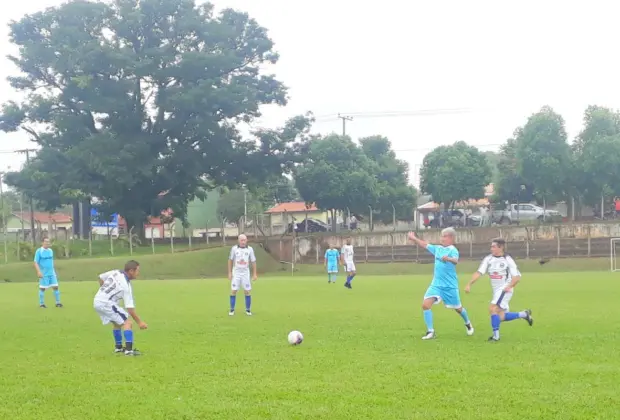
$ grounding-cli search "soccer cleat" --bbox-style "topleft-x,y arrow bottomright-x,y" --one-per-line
39,304 -> 47,309
524,309 -> 534,326
344,282 -> 352,289
228,310 -> 235,316
487,336 -> 500,342
114,348 -> 124,354
124,349 -> 142,356
245,310 -> 252,316
465,323 -> 475,336
55,303 -> 63,308
422,331 -> 436,340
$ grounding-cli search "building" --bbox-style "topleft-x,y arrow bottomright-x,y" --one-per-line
265,202 -> 327,234
6,212 -> 73,238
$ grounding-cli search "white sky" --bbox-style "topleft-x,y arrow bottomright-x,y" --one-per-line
1,0 -> 620,187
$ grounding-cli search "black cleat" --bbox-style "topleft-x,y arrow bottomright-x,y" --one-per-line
344,282 -> 352,289
39,304 -> 47,308
524,309 -> 533,326
488,336 -> 500,342
55,303 -> 63,308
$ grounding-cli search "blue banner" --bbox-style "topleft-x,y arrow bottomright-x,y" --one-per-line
91,208 -> 118,228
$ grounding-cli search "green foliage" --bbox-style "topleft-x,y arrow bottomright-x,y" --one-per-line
515,106 -> 572,203
252,176 -> 301,210
0,0 -> 307,236
573,106 -> 620,207
359,136 -> 417,223
492,138 -> 535,204
216,189 -> 263,223
419,141 -> 492,208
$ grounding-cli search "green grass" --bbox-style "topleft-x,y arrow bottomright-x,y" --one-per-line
0,272 -> 618,419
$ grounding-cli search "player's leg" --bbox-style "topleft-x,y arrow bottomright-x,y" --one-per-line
243,277 -> 252,316
345,263 -> 356,288
445,289 -> 474,336
112,324 -> 124,352
489,290 -> 512,341
229,278 -> 240,315
49,276 -> 62,307
500,292 -> 533,326
38,276 -> 48,308
421,286 -> 441,339
121,317 -> 140,355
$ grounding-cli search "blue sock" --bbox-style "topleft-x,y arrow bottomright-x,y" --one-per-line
504,312 -> 520,321
53,289 -> 61,303
459,308 -> 471,324
38,289 -> 45,305
423,309 -> 434,331
113,329 -> 122,346
349,273 -> 356,283
230,295 -> 236,310
491,314 -> 501,339
123,329 -> 133,346
245,295 -> 251,311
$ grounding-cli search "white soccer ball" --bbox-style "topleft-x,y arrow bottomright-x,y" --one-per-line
287,330 -> 303,345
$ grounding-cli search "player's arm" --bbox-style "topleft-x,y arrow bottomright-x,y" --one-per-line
407,231 -> 429,249
33,250 -> 44,277
466,257 -> 488,292
228,247 -> 235,279
324,251 -> 328,267
504,257 -> 522,290
124,290 -> 147,329
442,248 -> 459,265
249,247 -> 257,280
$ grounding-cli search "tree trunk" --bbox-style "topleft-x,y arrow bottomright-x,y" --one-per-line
123,214 -> 146,242
330,209 -> 337,232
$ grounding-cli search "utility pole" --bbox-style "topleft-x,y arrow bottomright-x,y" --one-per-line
0,172 -> 7,263
16,149 -> 37,246
243,187 -> 247,233
337,114 -> 353,136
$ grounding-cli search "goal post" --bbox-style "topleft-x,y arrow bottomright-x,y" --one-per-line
610,238 -> 620,272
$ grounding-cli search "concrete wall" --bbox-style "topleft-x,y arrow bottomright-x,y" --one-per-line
264,222 -> 620,263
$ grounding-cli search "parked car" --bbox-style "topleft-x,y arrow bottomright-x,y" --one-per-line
423,210 -> 480,228
287,218 -> 330,233
492,203 -> 562,225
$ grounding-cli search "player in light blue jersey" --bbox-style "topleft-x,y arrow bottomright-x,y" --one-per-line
324,245 -> 340,283
408,228 -> 473,340
34,237 -> 63,308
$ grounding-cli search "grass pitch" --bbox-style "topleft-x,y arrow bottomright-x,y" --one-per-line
0,272 -> 617,420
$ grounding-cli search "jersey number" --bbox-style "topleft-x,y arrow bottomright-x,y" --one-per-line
100,278 -> 116,294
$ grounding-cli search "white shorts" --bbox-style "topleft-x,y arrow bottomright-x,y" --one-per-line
344,261 -> 356,272
231,274 -> 252,291
491,289 -> 513,311
94,300 -> 128,325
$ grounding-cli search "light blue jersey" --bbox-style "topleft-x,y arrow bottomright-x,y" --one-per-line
325,249 -> 340,273
35,247 -> 56,277
426,244 -> 459,289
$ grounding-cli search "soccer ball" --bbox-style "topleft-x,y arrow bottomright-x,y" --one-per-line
287,330 -> 303,345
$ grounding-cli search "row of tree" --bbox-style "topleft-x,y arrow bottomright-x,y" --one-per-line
420,105 -> 620,215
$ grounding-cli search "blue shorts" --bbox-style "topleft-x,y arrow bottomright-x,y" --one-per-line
39,275 -> 58,289
424,285 -> 462,309
327,264 -> 338,274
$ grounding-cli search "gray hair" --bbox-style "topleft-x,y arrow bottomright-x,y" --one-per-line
441,227 -> 456,237
238,234 -> 247,240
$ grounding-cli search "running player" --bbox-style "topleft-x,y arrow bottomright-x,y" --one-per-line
341,238 -> 356,289
324,244 -> 340,283
465,238 -> 533,342
408,229 -> 474,340
34,237 -> 62,308
93,260 -> 147,356
228,234 -> 257,316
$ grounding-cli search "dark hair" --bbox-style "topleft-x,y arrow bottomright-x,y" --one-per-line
492,238 -> 506,247
124,260 -> 140,271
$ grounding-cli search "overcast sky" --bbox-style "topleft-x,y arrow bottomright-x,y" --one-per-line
1,0 -> 619,186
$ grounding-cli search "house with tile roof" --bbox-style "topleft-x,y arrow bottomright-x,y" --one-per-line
264,202 -> 328,234
6,212 -> 73,236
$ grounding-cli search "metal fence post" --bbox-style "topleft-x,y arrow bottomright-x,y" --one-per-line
587,225 -> 591,257
151,227 -> 156,254
525,227 -> 530,259
129,226 -> 135,256
364,235 -> 368,262
170,224 -> 175,254
556,226 -> 561,257
390,232 -> 395,261
469,229 -> 473,259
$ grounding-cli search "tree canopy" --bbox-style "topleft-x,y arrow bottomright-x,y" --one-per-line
216,189 -> 263,225
0,0 -> 309,236
419,141 -> 492,208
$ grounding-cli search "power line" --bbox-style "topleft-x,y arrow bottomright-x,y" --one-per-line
337,114 -> 353,136
314,108 -> 474,122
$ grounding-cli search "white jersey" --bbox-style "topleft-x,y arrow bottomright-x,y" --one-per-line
94,270 -> 135,309
477,254 -> 520,292
229,245 -> 256,275
341,244 -> 354,262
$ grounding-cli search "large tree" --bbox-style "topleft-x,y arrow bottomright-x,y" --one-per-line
419,141 -> 492,209
492,138 -> 535,204
216,189 -> 263,225
514,106 -> 572,205
295,134 -> 378,229
0,0 -> 308,237
359,135 -> 417,224
574,106 -> 620,210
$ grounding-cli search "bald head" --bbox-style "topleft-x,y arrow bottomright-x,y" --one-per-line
238,234 -> 248,247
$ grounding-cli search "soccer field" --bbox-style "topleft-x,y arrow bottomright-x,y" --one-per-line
0,273 -> 617,420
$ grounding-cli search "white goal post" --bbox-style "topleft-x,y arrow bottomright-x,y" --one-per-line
610,238 -> 620,272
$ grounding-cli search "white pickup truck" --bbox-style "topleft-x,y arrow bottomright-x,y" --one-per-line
492,203 -> 562,225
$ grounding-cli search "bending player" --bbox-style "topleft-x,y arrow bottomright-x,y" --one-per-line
324,244 -> 340,284
93,260 -> 147,356
228,234 -> 257,316
341,238 -> 356,289
408,229 -> 474,340
465,238 -> 533,342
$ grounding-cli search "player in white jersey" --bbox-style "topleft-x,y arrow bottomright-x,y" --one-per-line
93,260 -> 148,356
341,237 -> 356,289
465,238 -> 533,342
228,234 -> 257,316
